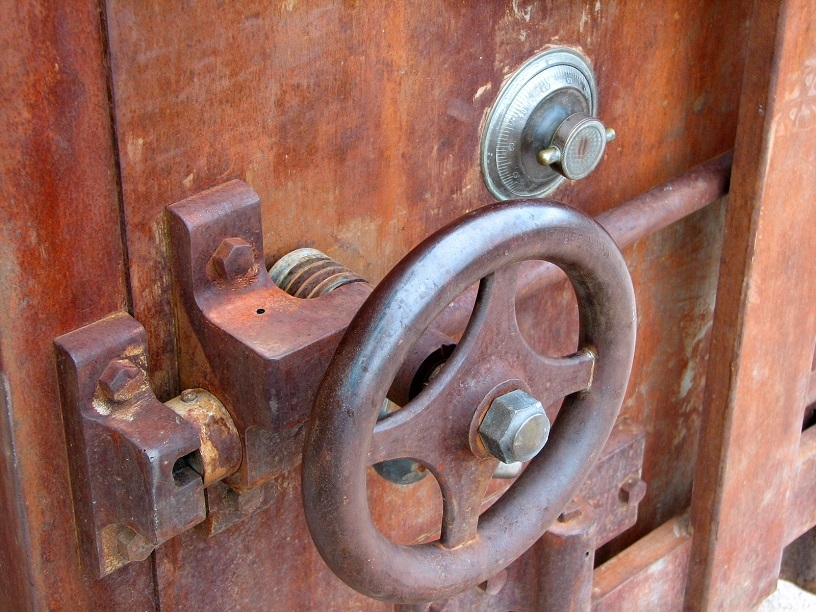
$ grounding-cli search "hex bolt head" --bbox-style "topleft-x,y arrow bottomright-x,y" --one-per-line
478,389 -> 551,464
211,237 -> 255,280
116,527 -> 154,562
99,359 -> 142,403
618,477 -> 647,505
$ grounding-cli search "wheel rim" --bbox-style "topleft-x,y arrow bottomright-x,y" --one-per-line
302,199 -> 636,603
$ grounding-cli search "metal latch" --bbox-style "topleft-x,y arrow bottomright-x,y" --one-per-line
55,314 -> 242,576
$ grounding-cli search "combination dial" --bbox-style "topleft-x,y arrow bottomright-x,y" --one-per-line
480,48 -> 614,200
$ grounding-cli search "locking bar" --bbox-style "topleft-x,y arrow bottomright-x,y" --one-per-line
55,313 -> 242,576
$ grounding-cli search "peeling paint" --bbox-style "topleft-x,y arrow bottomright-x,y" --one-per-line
473,83 -> 492,102
126,135 -> 144,163
512,0 -> 532,22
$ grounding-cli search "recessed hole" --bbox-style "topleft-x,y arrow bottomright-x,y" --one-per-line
368,463 -> 443,545
256,308 -> 266,314
373,458 -> 428,485
172,451 -> 203,487
172,454 -> 191,486
516,263 -> 578,357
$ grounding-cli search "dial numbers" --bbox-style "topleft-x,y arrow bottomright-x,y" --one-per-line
480,49 -> 599,200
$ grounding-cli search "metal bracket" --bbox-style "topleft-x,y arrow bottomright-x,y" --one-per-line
167,181 -> 372,491
55,314 -> 206,577
55,313 -> 245,576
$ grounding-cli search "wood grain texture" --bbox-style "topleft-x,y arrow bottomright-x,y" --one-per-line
686,0 -> 816,608
0,0 -> 156,609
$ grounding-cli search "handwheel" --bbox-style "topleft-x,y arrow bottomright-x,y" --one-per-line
302,199 -> 636,604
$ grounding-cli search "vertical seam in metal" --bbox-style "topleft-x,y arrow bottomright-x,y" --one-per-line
0,371 -> 36,610
96,0 -> 134,316
95,1 -> 162,608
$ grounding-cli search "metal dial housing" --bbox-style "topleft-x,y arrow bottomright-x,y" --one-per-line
481,48 -> 599,200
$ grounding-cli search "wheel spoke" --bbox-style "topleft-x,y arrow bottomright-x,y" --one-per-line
519,348 -> 596,408
467,265 -> 521,345
368,390 -> 443,466
437,457 -> 497,549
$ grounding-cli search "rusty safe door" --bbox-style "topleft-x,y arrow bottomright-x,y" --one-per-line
2,0 -> 816,610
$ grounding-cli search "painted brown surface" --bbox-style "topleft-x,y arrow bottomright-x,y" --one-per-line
785,425 -> 816,546
686,0 -> 816,608
101,0 -> 753,607
592,515 -> 692,612
0,0 -> 157,609
105,0 -> 750,394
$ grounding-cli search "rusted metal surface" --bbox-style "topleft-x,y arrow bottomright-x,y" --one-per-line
0,0 -> 157,608
434,155 -> 730,566
517,154 -> 731,301
269,247 -> 369,298
303,200 -> 636,602
105,0 -> 750,404
197,479 -> 278,538
168,181 -> 374,491
806,370 -> 816,408
418,500 -> 600,612
590,418 -> 816,610
381,418 -> 646,611
164,170 -> 719,606
781,528 -> 816,595
785,425 -> 816,545
581,419 -> 646,549
103,0 -> 752,604
153,460 -> 640,610
165,389 -> 243,488
592,515 -> 692,612
535,497 -> 597,611
782,425 -> 816,593
54,314 -> 207,576
686,0 -> 816,608
0,0 -> 764,609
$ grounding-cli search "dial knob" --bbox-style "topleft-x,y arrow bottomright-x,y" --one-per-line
480,48 -> 613,200
537,112 -> 616,180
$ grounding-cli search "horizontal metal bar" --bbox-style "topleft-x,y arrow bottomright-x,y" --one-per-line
591,514 -> 692,610
518,152 -> 733,301
435,152 -> 733,336
785,424 -> 816,544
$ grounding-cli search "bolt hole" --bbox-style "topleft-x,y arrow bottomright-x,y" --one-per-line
256,308 -> 265,314
172,452 -> 201,487
584,551 -> 590,558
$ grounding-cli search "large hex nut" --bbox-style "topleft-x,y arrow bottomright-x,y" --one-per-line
479,390 -> 551,464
